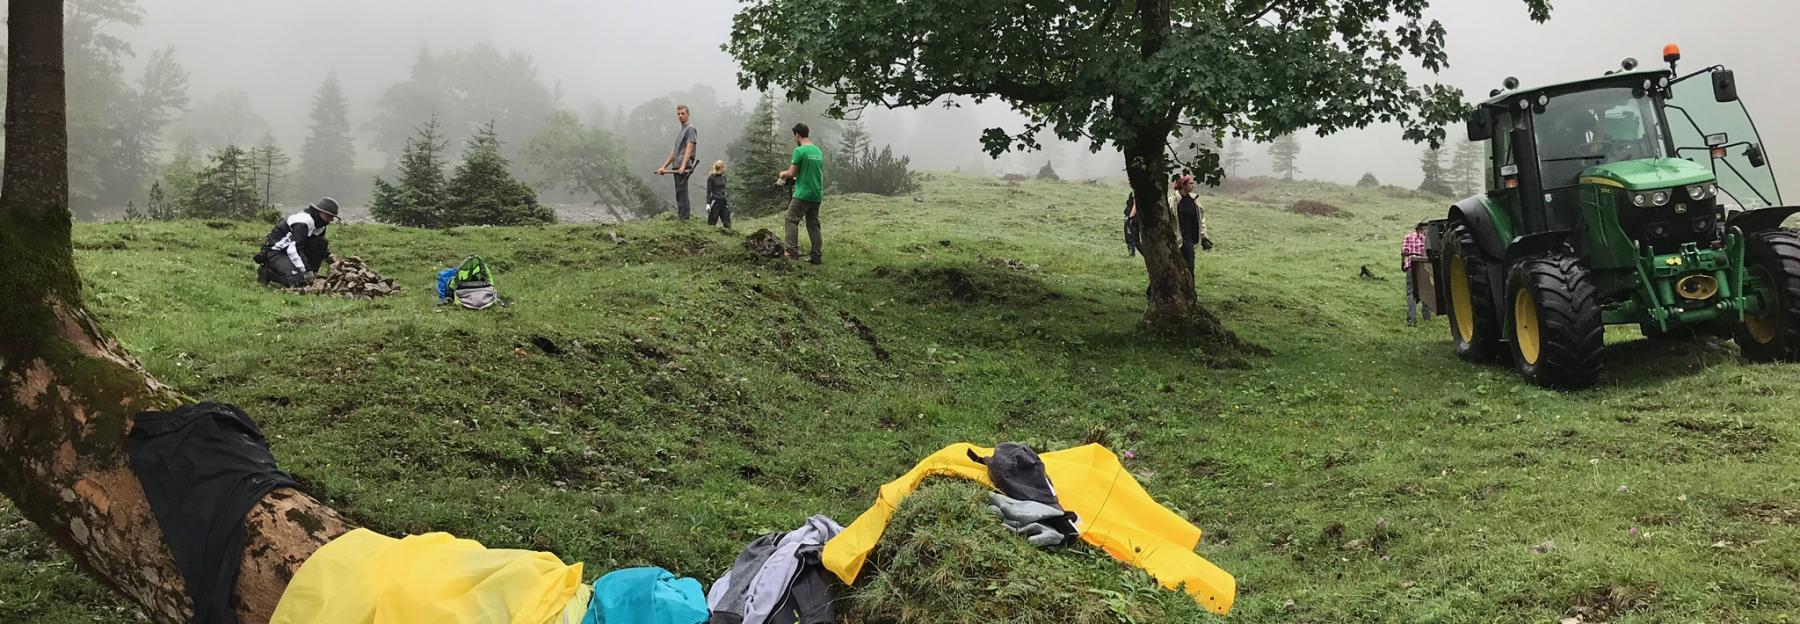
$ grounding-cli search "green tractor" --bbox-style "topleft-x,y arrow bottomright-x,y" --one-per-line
1436,45 -> 1800,389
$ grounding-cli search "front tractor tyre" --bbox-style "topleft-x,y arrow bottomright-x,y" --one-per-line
1445,222 -> 1503,363
1736,229 -> 1800,362
1507,254 -> 1605,389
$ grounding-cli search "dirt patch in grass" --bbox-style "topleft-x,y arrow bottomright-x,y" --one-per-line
1666,417 -> 1778,456
872,264 -> 1064,306
1564,583 -> 1659,623
1288,200 -> 1350,218
839,312 -> 891,361
1732,501 -> 1798,526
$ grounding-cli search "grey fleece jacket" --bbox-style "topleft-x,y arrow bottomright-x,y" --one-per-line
706,515 -> 844,624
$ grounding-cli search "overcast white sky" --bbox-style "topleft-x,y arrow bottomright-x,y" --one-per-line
114,0 -> 1800,190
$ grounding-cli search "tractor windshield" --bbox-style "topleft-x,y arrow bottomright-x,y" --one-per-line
1665,71 -> 1782,209
1534,87 -> 1667,189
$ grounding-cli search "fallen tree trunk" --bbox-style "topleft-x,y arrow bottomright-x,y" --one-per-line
0,2 -> 351,622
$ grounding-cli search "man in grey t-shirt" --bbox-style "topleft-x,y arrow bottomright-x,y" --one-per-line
655,104 -> 699,220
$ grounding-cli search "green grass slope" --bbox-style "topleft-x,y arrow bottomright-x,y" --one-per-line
2,174 -> 1797,623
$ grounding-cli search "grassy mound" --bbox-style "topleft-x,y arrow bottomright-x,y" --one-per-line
842,480 -> 1211,624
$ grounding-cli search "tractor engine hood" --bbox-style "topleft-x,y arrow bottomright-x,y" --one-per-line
1579,158 -> 1714,191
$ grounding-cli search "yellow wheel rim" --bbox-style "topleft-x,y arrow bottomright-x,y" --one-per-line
1450,255 -> 1476,342
1746,268 -> 1780,344
1515,288 -> 1542,365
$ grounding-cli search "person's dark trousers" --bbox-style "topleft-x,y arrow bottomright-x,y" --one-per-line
257,253 -> 309,287
1180,241 -> 1196,283
709,198 -> 733,229
1124,217 -> 1141,256
674,172 -> 694,220
785,198 -> 822,259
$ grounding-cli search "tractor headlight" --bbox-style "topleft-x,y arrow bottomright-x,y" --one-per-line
1686,183 -> 1715,200
1632,191 -> 1673,207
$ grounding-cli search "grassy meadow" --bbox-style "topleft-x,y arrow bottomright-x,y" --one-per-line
2,174 -> 1796,623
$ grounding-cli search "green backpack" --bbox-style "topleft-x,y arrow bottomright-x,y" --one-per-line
436,256 -> 500,309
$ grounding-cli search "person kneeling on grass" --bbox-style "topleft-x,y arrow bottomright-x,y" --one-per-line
255,198 -> 339,287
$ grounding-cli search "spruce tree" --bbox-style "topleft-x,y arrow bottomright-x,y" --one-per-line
442,121 -> 554,226
1036,161 -> 1061,182
1417,146 -> 1455,196
249,137 -> 292,211
1268,134 -> 1301,181
726,94 -> 791,217
1450,138 -> 1485,196
1357,172 -> 1380,188
371,115 -> 450,227
190,145 -> 261,219
298,72 -> 356,202
1224,137 -> 1248,178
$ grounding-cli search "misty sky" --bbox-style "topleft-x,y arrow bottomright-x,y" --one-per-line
111,0 -> 1800,191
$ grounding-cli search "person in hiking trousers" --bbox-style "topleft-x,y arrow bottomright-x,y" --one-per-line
778,122 -> 826,264
706,160 -> 732,229
1402,220 -> 1434,326
655,104 -> 699,220
255,198 -> 339,287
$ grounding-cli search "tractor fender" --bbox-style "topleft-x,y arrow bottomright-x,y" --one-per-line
1506,230 -> 1575,263
1726,205 -> 1800,234
1449,197 -> 1505,260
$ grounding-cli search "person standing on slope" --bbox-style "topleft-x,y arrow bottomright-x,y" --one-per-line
655,104 -> 700,220
777,123 -> 826,264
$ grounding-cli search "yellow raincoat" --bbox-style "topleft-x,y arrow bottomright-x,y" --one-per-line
271,528 -> 588,624
821,443 -> 1236,614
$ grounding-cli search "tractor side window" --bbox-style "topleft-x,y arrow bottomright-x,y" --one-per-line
1667,71 -> 1781,209
1489,113 -> 1515,193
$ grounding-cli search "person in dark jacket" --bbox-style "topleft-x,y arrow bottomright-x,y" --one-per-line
255,198 -> 339,287
706,160 -> 732,229
1168,176 -> 1211,281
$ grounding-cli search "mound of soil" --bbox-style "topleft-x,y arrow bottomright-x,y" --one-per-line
978,255 -> 1040,272
288,256 -> 401,298
743,228 -> 788,258
1289,200 -> 1350,218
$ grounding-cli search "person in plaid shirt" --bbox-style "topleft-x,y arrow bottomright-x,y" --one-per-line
1402,221 -> 1433,326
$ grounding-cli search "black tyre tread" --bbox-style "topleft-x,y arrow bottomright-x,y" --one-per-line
1447,223 -> 1503,363
1737,229 -> 1800,362
1512,254 -> 1606,389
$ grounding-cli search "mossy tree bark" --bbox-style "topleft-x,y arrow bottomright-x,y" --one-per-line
0,2 -> 352,622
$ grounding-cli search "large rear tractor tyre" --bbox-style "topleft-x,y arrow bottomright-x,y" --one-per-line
1736,229 -> 1800,362
1445,222 -> 1504,363
1507,254 -> 1606,389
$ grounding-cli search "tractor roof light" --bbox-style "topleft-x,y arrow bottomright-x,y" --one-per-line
1622,57 -> 1639,71
1664,43 -> 1682,64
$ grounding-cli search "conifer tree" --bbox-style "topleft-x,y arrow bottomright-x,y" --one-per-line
1417,146 -> 1455,196
441,121 -> 554,226
248,137 -> 292,211
1268,134 -> 1301,181
298,72 -> 356,202
190,145 -> 260,219
726,94 -> 791,217
371,115 -> 451,227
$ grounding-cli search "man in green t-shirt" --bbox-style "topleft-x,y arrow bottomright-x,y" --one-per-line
777,123 -> 826,264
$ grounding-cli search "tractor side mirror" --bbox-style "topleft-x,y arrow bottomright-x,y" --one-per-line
1466,109 -> 1493,142
1746,144 -> 1767,168
1712,69 -> 1739,103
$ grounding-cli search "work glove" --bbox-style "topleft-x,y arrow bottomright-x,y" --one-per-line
300,271 -> 318,283
1201,237 -> 1215,251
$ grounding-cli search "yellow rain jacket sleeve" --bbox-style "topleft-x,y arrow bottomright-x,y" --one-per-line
271,528 -> 585,624
820,443 -> 1236,615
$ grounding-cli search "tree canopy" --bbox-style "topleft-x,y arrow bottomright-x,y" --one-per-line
727,0 -> 1551,184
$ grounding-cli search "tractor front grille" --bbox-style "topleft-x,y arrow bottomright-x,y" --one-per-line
1615,190 -> 1719,252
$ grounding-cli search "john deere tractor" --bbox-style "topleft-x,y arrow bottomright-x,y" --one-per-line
1437,45 -> 1800,389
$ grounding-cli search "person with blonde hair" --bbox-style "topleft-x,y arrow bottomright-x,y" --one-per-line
705,160 -> 732,229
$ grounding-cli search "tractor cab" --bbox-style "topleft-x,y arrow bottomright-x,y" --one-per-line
1437,46 -> 1800,389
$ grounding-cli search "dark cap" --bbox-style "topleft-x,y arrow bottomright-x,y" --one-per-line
310,197 -> 341,217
